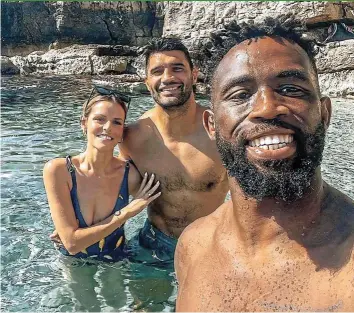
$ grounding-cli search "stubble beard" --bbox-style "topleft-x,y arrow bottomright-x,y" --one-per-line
215,121 -> 326,202
152,84 -> 193,113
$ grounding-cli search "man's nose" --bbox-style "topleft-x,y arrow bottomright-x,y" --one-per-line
248,87 -> 289,120
161,68 -> 175,82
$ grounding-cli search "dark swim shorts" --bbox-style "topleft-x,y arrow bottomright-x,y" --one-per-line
126,219 -> 178,268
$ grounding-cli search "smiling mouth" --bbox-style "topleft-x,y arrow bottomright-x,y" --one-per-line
248,134 -> 294,150
97,134 -> 113,140
159,85 -> 182,92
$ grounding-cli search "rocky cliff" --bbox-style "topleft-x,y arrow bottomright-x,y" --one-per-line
1,1 -> 353,98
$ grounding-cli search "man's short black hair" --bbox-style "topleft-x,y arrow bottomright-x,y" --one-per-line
143,37 -> 194,71
202,14 -> 320,84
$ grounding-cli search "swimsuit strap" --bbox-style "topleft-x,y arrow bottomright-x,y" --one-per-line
65,155 -> 77,188
122,160 -> 130,194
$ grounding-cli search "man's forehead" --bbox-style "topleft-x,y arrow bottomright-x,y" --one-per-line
148,50 -> 189,67
215,36 -> 312,79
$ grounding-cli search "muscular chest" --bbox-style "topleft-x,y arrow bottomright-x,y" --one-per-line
132,138 -> 225,193
183,255 -> 353,311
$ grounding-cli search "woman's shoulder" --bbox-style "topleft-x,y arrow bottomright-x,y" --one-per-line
43,157 -> 71,177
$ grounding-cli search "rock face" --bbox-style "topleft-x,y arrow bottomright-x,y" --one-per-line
1,1 -> 353,98
1,56 -> 20,75
1,2 -> 163,56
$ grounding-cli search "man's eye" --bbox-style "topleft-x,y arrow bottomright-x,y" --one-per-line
151,69 -> 163,76
278,86 -> 306,97
113,121 -> 122,125
230,90 -> 252,101
173,67 -> 184,72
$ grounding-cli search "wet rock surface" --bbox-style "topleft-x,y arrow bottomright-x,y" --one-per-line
1,1 -> 353,98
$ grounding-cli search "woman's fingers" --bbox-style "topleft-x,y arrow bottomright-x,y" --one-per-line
141,173 -> 155,194
137,172 -> 148,194
148,180 -> 160,195
147,191 -> 162,203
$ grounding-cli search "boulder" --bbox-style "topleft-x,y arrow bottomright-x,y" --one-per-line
316,40 -> 354,73
319,70 -> 354,98
91,55 -> 129,75
0,56 -> 20,75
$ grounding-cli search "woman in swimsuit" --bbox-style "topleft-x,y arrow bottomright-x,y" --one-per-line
43,85 -> 160,262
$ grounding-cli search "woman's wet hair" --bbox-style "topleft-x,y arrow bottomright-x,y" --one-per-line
81,94 -> 128,122
201,14 -> 320,84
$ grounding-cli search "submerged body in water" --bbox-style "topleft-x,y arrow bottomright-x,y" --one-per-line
1,76 -> 353,311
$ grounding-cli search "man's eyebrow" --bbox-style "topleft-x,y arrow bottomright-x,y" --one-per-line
150,62 -> 185,71
219,75 -> 253,95
277,70 -> 309,81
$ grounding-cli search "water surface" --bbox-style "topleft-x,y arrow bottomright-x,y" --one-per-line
1,76 -> 353,312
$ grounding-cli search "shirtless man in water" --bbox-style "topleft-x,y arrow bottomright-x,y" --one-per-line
176,16 -> 354,311
121,38 -> 229,265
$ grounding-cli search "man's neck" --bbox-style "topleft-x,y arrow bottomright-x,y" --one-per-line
228,169 -> 326,253
153,96 -> 199,139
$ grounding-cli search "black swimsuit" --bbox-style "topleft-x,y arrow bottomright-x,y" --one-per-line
58,156 -> 130,262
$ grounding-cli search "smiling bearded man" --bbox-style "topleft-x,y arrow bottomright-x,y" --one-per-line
215,119 -> 326,202
175,15 -> 354,312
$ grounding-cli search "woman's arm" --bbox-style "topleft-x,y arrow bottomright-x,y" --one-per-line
43,159 -> 160,255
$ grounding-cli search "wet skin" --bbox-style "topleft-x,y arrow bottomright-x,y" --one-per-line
120,50 -> 229,238
175,37 -> 354,311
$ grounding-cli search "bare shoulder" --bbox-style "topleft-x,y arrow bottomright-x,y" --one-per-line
123,111 -> 155,143
176,201 -> 228,261
175,201 -> 229,284
43,157 -> 68,177
43,157 -> 72,190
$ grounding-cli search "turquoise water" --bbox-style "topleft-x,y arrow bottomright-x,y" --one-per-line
1,76 -> 353,312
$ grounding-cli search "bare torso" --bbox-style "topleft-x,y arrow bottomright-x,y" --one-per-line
122,104 -> 228,237
176,187 -> 354,311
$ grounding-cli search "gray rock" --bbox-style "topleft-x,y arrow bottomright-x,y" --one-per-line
0,56 -> 20,75
316,40 -> 354,73
1,2 -> 163,56
91,55 -> 130,75
319,70 -> 354,98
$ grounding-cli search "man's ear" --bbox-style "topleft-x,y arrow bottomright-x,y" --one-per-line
320,96 -> 332,129
144,77 -> 152,93
192,66 -> 199,85
203,109 -> 216,140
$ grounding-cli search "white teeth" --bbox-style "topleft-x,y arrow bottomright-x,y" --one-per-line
249,134 -> 293,148
264,136 -> 272,145
162,86 -> 179,91
98,135 -> 112,140
272,136 -> 280,144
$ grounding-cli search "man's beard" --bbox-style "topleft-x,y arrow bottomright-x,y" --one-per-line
215,120 -> 326,202
152,83 -> 193,112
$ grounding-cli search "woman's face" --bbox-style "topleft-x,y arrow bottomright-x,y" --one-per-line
82,100 -> 125,150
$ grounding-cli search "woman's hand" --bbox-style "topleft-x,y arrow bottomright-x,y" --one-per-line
122,173 -> 161,219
